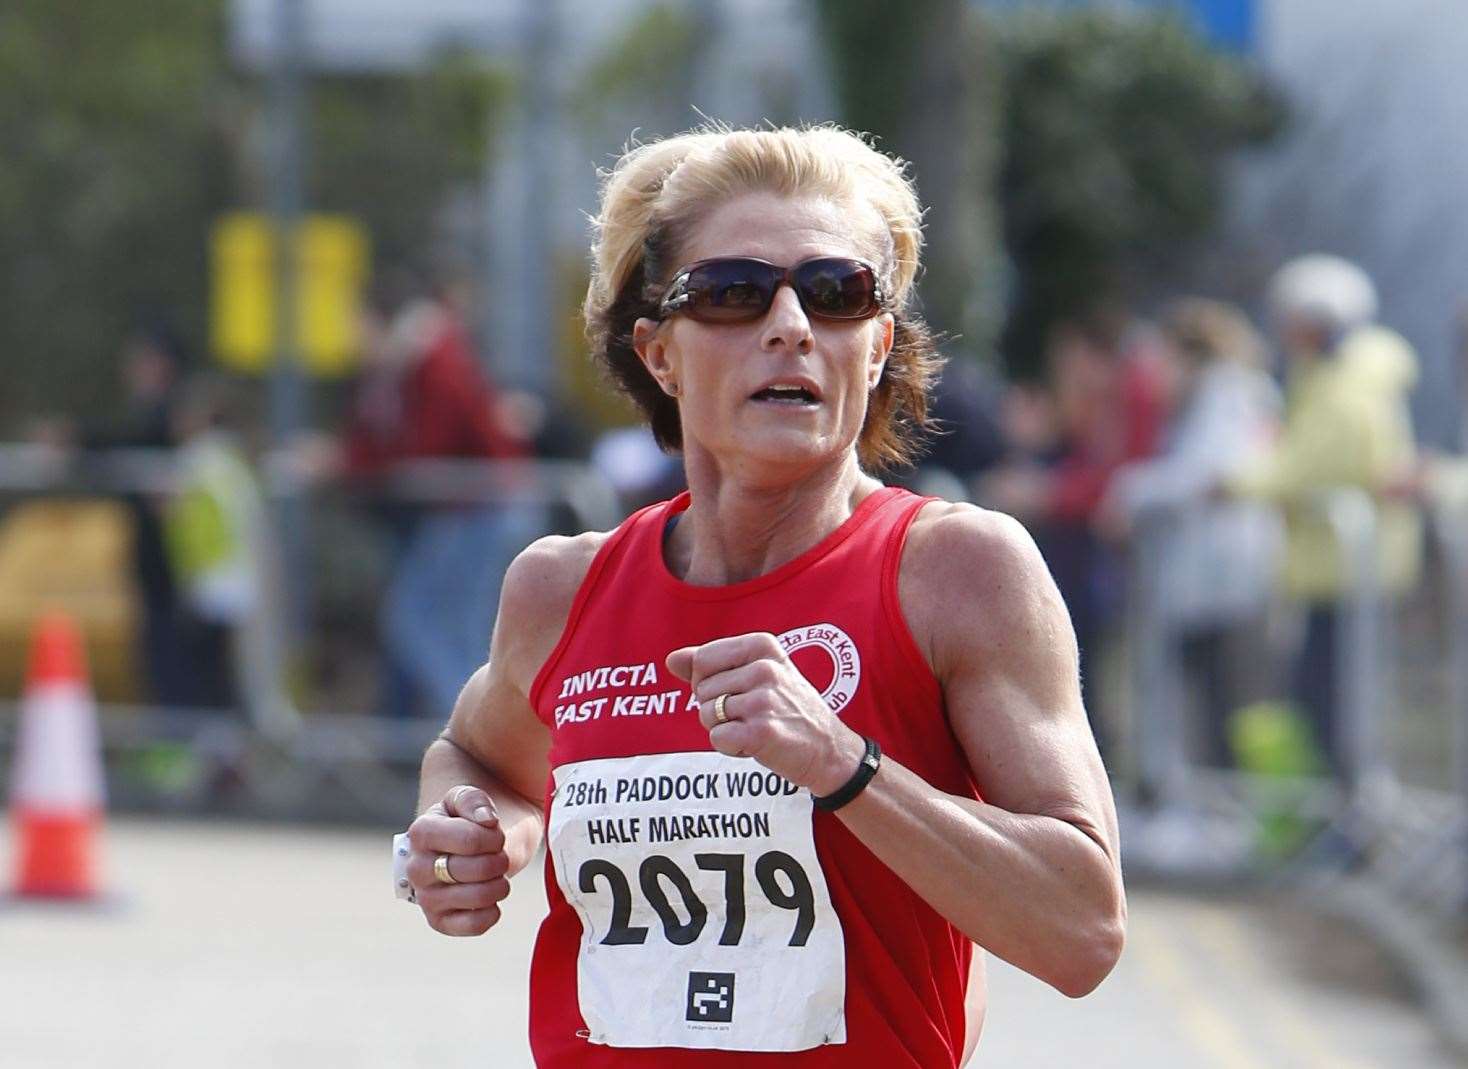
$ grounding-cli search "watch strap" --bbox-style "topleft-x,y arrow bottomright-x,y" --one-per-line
811,735 -> 881,812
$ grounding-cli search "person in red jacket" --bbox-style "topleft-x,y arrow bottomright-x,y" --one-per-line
345,288 -> 525,472
398,126 -> 1125,1066
343,282 -> 537,718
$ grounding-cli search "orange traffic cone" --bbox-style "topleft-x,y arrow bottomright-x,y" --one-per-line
9,611 -> 105,899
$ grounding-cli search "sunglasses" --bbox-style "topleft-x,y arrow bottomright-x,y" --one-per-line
657,256 -> 887,324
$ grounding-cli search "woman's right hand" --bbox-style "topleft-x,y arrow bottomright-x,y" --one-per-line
406,785 -> 513,936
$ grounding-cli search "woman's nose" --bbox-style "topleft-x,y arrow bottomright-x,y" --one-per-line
760,284 -> 814,354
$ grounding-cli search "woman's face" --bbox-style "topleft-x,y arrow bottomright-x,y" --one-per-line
1278,311 -> 1329,362
1048,330 -> 1114,439
633,192 -> 894,482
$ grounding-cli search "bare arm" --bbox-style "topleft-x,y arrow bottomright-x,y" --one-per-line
404,531 -> 606,934
414,669 -> 549,881
839,503 -> 1125,995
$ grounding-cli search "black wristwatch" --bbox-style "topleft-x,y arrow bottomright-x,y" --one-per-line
811,736 -> 881,812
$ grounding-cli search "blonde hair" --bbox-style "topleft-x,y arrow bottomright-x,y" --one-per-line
1161,298 -> 1266,369
584,124 -> 940,471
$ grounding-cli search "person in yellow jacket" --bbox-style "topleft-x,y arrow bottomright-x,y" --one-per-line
162,377 -> 269,714
1228,255 -> 1422,778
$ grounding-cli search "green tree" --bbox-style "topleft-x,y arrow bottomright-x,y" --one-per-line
568,3 -> 701,133
0,1 -> 232,426
304,55 -> 507,274
994,9 -> 1283,376
0,2 -> 508,430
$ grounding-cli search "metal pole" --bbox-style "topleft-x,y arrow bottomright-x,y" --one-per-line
1129,508 -> 1184,806
1323,489 -> 1387,804
489,0 -> 557,396
268,0 -> 308,646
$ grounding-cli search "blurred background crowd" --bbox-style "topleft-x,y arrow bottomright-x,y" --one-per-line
1,0 -> 1466,918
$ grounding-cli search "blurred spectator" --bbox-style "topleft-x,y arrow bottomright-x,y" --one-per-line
34,322 -> 191,706
83,323 -> 183,451
591,425 -> 685,517
1100,299 -> 1283,768
1045,317 -> 1169,524
162,375 -> 266,711
999,379 -> 1063,462
916,356 -> 1008,496
344,281 -> 526,473
1228,255 -> 1423,778
982,313 -> 1168,757
340,278 -> 539,718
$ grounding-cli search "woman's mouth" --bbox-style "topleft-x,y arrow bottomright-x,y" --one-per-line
750,384 -> 819,406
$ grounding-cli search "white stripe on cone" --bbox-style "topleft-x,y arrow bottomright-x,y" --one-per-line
12,680 -> 105,812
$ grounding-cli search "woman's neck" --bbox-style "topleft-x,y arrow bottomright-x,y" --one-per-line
668,451 -> 881,586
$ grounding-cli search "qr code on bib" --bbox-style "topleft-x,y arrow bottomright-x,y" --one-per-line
685,972 -> 735,1024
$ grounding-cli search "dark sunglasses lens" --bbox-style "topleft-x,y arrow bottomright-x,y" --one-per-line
795,259 -> 878,319
684,261 -> 776,321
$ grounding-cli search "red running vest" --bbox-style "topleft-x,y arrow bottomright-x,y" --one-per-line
527,487 -> 982,1067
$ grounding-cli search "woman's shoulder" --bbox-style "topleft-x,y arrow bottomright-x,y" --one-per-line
898,499 -> 1058,674
903,499 -> 1048,595
495,530 -> 617,692
902,494 -> 1031,547
507,529 -> 612,585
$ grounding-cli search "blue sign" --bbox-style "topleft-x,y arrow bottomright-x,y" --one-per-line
981,0 -> 1255,53
1187,0 -> 1254,51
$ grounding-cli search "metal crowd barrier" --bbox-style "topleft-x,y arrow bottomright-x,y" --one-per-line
1428,493 -> 1468,916
1126,507 -> 1186,807
1123,490 -> 1384,858
1121,499 -> 1350,862
1124,480 -> 1468,904
1321,488 -> 1389,802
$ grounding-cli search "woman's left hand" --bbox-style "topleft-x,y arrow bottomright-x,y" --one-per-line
667,633 -> 864,797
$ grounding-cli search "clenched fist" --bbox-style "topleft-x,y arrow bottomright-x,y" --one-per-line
406,785 -> 513,936
667,632 -> 865,798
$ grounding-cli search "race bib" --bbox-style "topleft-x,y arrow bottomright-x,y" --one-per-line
547,751 -> 847,1051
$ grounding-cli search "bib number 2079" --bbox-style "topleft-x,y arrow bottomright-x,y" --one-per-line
579,850 -> 815,948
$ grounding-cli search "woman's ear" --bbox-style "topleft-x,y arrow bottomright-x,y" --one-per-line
633,317 -> 680,396
868,313 -> 895,390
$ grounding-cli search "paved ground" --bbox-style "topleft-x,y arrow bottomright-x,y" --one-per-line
1,819 -> 1462,1068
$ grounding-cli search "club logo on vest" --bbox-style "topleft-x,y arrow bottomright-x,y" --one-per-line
686,971 -> 735,1024
777,623 -> 861,716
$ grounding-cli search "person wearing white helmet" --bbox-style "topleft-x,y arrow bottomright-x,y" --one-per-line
1228,254 -> 1422,779
1267,254 -> 1379,356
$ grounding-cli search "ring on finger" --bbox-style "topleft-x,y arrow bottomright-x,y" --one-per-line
434,854 -> 459,885
713,693 -> 730,725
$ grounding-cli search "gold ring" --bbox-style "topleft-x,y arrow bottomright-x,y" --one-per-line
434,854 -> 458,885
713,693 -> 729,725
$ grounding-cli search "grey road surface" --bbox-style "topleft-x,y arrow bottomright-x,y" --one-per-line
1,820 -> 1461,1068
